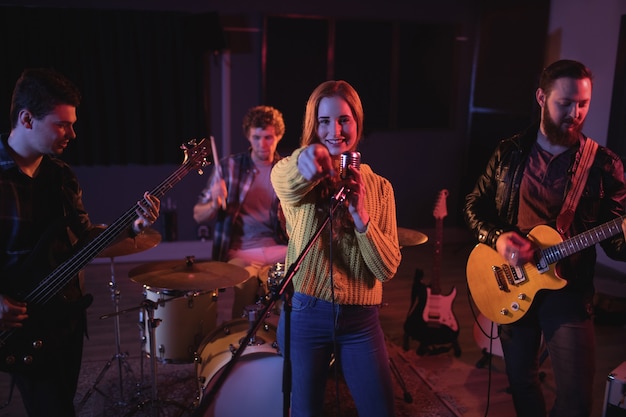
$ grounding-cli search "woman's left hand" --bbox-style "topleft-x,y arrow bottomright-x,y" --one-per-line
343,165 -> 369,232
133,192 -> 161,233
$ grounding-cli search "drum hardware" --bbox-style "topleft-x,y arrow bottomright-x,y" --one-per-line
389,356 -> 413,404
241,304 -> 270,346
98,293 -> 194,416
78,256 -> 136,409
78,227 -> 162,410
255,263 -> 286,321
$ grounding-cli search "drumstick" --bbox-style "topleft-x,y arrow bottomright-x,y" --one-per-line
210,136 -> 227,210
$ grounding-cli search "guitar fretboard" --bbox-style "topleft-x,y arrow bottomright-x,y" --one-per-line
542,215 -> 625,265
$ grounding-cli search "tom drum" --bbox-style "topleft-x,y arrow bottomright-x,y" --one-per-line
141,287 -> 217,363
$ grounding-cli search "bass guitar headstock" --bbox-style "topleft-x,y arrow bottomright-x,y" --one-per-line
180,137 -> 210,175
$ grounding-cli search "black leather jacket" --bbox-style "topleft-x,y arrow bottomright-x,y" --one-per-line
464,124 -> 626,293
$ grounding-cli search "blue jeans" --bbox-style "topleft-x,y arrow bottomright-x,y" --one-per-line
499,290 -> 595,417
277,292 -> 394,417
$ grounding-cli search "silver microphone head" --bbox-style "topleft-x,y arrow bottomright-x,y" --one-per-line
339,151 -> 361,180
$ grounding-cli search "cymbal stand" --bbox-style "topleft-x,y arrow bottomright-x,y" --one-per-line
124,298 -> 189,417
78,256 -> 136,409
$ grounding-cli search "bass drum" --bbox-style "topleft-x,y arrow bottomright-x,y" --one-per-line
195,318 -> 284,417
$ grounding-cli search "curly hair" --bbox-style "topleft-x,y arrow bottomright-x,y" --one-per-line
242,105 -> 286,139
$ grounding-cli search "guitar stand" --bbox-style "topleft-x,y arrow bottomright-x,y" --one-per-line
476,348 -> 493,369
403,269 -> 462,358
416,340 -> 462,357
78,257 -> 137,410
123,299 -> 189,417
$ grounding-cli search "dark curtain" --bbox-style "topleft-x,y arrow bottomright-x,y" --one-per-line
0,7 -> 224,166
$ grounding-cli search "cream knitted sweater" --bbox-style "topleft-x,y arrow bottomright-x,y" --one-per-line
270,147 -> 401,305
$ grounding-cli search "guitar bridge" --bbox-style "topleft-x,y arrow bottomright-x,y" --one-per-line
492,266 -> 509,291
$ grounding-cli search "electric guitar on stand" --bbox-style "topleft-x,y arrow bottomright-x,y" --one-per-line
403,189 -> 461,356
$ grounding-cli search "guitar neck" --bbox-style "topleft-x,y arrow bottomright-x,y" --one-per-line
25,151 -> 204,306
430,218 -> 443,294
542,214 -> 626,265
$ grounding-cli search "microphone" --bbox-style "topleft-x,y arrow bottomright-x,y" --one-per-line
339,151 -> 361,180
333,151 -> 361,201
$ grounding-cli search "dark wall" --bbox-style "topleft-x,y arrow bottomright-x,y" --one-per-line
0,1 -> 550,241
608,14 -> 626,165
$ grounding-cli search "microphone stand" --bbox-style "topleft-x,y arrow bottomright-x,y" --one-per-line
191,188 -> 348,417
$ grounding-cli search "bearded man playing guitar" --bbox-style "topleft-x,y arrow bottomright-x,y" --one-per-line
464,59 -> 626,417
0,69 -> 160,417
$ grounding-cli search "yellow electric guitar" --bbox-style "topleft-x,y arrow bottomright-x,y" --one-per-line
466,215 -> 625,325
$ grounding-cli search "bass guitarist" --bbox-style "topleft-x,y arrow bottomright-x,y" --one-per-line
0,68 -> 160,417
464,59 -> 626,417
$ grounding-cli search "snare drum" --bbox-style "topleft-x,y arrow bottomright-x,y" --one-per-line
142,287 -> 217,363
194,318 -> 283,417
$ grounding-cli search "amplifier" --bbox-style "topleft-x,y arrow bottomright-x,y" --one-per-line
604,361 -> 626,417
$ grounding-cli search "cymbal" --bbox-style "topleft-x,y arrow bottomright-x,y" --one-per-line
398,227 -> 428,247
129,259 -> 250,291
97,227 -> 162,258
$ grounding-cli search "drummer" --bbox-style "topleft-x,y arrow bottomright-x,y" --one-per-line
193,106 -> 288,322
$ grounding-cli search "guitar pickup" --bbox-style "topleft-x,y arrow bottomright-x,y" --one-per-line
503,264 -> 527,285
492,266 -> 510,292
534,250 -> 549,273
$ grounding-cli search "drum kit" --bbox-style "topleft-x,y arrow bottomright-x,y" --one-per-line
79,225 -> 427,416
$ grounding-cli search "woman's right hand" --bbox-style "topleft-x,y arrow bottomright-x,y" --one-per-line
297,144 -> 335,181
495,231 -> 535,266
210,177 -> 228,210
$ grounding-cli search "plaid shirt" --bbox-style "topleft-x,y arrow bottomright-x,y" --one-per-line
0,133 -> 92,297
198,151 -> 287,261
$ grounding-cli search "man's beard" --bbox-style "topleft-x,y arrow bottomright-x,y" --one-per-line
542,106 -> 583,147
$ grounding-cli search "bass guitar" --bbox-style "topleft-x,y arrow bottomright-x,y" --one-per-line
403,189 -> 461,356
0,139 -> 209,373
466,214 -> 626,325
